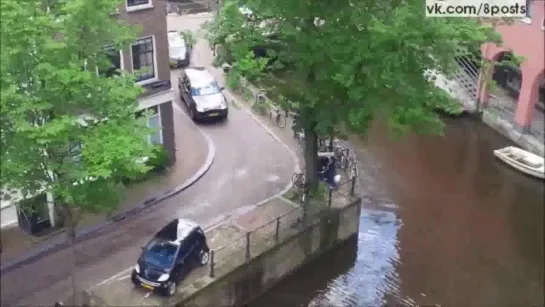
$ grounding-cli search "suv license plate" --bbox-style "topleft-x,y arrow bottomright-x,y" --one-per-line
142,284 -> 154,290
209,112 -> 219,117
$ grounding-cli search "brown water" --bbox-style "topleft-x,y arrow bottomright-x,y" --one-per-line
250,117 -> 545,307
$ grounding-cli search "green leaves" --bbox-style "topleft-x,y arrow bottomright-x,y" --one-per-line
211,0 -> 499,186
1,0 -> 153,217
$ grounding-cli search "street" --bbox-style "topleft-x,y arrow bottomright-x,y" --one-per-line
0,13 -> 296,307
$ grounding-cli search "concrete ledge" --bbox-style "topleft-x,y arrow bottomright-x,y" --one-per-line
177,200 -> 362,307
482,109 -> 544,156
86,196 -> 361,307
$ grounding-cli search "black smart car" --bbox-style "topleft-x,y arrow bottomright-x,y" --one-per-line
131,218 -> 210,296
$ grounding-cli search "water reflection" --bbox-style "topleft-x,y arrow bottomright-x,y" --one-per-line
249,237 -> 359,307
250,117 -> 544,307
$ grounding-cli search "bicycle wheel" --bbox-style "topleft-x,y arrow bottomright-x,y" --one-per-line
276,113 -> 286,128
334,146 -> 345,157
348,163 -> 358,179
295,131 -> 305,143
292,172 -> 305,189
346,155 -> 356,170
299,190 -> 307,204
340,155 -> 349,170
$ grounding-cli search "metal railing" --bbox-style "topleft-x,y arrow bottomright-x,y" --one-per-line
209,206 -> 305,278
208,177 -> 358,278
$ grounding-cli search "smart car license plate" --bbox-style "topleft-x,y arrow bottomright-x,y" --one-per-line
208,112 -> 219,117
141,283 -> 154,291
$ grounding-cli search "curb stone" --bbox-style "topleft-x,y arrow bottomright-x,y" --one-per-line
0,129 -> 216,275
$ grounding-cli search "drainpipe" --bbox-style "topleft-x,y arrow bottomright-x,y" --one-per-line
47,192 -> 56,227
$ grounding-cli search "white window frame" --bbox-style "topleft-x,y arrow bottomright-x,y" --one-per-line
130,35 -> 158,86
146,106 -> 163,145
126,0 -> 153,12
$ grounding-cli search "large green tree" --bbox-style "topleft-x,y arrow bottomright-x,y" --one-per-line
208,0 -> 501,196
1,0 -> 155,302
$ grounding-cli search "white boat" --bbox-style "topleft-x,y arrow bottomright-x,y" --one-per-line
493,146 -> 545,179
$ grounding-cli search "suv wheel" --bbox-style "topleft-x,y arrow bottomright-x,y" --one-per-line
189,107 -> 196,120
199,250 -> 209,266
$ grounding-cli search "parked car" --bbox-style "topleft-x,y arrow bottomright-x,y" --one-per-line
131,218 -> 210,296
168,31 -> 190,68
178,67 -> 228,121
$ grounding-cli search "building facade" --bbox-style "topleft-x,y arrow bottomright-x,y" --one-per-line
118,0 -> 177,165
1,0 -> 175,231
477,0 -> 545,130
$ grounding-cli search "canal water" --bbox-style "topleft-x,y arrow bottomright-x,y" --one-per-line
249,117 -> 544,307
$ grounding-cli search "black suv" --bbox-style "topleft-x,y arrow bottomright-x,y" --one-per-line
131,218 -> 210,296
178,67 -> 228,121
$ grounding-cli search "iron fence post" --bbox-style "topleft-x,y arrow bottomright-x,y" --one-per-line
328,187 -> 332,207
350,167 -> 356,195
302,202 -> 307,226
275,217 -> 280,242
209,250 -> 215,277
245,232 -> 251,261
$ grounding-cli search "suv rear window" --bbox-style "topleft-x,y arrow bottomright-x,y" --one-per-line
191,82 -> 221,96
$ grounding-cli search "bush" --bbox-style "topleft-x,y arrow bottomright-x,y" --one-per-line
146,146 -> 170,173
226,70 -> 242,92
118,147 -> 170,185
180,30 -> 196,48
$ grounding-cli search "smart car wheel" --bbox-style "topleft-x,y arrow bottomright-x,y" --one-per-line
166,281 -> 176,296
199,250 -> 210,266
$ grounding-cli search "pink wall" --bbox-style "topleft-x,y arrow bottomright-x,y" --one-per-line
479,1 -> 545,128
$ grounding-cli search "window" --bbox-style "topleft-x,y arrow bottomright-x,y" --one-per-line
131,37 -> 156,83
143,239 -> 178,269
191,82 -> 221,96
178,238 -> 195,261
127,0 -> 151,7
148,112 -> 162,144
138,106 -> 163,145
99,45 -> 122,78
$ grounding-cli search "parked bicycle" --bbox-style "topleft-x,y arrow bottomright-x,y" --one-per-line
291,155 -> 340,203
254,89 -> 269,116
269,106 -> 287,128
291,172 -> 308,203
294,130 -> 305,144
348,163 -> 358,180
334,146 -> 355,170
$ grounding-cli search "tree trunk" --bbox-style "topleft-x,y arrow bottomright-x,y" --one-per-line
60,204 -> 79,305
303,126 -> 318,189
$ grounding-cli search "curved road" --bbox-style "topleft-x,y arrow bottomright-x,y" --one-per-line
0,14 -> 295,307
